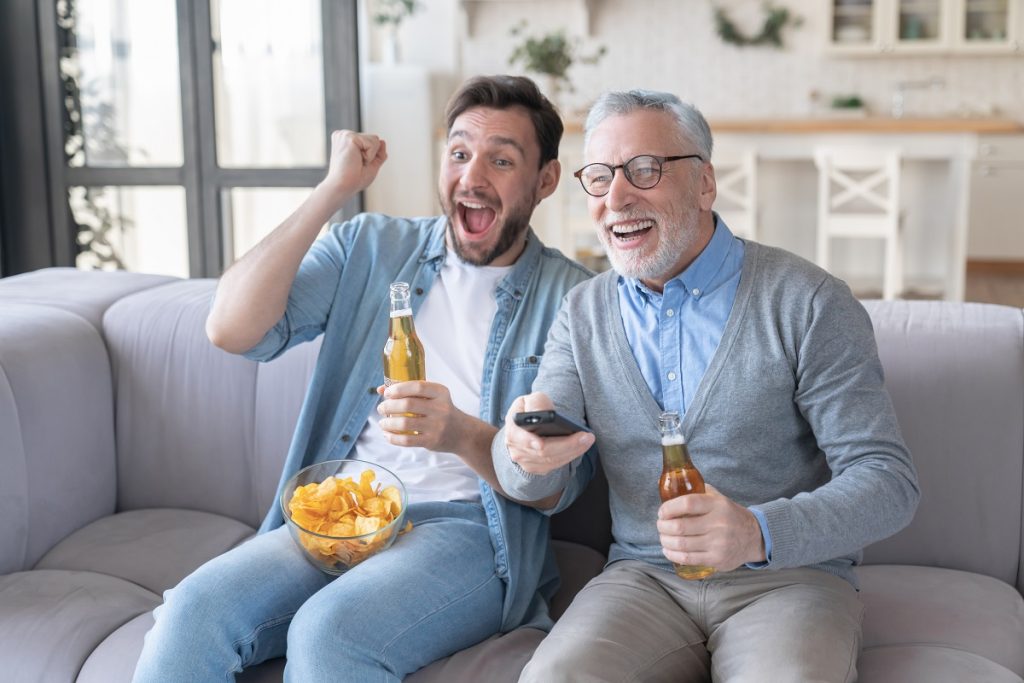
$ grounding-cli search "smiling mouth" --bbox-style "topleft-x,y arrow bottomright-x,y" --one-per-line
609,220 -> 655,243
458,201 -> 497,235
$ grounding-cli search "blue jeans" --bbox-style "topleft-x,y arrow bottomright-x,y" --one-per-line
133,501 -> 504,683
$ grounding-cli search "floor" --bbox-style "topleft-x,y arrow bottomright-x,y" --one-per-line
964,270 -> 1024,308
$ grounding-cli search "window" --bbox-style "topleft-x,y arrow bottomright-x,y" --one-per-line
33,0 -> 359,277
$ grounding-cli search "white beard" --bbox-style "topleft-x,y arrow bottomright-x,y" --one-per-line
598,204 -> 702,282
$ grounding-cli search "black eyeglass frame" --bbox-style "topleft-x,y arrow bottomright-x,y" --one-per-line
572,154 -> 705,197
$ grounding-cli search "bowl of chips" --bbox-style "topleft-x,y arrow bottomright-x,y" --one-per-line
281,459 -> 410,575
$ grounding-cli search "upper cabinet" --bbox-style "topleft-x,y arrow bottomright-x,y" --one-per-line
827,0 -> 1022,54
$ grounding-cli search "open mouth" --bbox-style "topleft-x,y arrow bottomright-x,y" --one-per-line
457,201 -> 497,236
610,220 -> 655,244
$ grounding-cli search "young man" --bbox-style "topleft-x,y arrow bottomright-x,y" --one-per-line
493,90 -> 920,682
132,75 -> 591,682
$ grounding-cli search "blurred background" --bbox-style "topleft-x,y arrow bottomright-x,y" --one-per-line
1,0 -> 1022,304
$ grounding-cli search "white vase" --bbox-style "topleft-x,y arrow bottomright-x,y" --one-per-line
383,25 -> 401,64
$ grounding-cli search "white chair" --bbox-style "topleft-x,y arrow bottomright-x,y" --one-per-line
814,147 -> 904,300
712,147 -> 758,241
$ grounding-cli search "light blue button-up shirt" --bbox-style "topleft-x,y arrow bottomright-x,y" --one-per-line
617,217 -> 772,564
242,213 -> 592,629
618,217 -> 744,415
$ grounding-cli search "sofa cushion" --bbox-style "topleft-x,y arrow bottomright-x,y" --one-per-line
858,564 -> 1024,677
35,509 -> 255,595
0,304 -> 116,573
858,646 -> 1024,683
0,267 -> 176,330
0,569 -> 159,682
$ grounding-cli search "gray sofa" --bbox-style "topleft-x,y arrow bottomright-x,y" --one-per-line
1,267 -> 1022,682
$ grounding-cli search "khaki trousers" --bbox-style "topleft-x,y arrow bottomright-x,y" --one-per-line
521,560 -> 863,683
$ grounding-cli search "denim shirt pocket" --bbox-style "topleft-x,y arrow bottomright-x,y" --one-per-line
496,354 -> 543,415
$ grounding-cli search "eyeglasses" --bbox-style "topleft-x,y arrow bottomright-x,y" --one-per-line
573,154 -> 704,197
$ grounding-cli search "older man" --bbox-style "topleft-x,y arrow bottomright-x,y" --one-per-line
493,90 -> 920,682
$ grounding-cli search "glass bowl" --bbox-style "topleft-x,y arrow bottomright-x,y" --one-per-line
280,459 -> 408,575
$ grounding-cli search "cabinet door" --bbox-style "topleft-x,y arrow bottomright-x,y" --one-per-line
967,163 -> 1024,260
950,0 -> 1022,52
889,0 -> 951,52
827,0 -> 886,53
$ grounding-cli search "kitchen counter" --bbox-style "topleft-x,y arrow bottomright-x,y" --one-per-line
707,117 -> 1024,134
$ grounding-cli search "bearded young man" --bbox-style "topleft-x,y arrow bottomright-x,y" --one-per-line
493,90 -> 919,682
132,75 -> 591,683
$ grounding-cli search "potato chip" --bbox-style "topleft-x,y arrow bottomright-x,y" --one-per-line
286,467 -> 410,571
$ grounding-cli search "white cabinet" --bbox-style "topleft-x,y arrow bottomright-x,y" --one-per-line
967,135 -> 1024,260
827,0 -> 1022,54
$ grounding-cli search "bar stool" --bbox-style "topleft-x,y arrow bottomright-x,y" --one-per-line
712,147 -> 759,241
814,146 -> 904,300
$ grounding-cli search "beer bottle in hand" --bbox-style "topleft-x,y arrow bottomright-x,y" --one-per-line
383,282 -> 425,423
658,411 -> 716,580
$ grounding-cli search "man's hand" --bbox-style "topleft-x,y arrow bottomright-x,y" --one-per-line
656,485 -> 767,572
504,392 -> 594,475
322,130 -> 388,199
377,381 -> 476,455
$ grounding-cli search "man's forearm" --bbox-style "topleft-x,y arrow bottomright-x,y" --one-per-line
490,427 -> 572,508
206,181 -> 354,354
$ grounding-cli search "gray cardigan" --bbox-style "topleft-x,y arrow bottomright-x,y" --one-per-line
493,241 -> 920,587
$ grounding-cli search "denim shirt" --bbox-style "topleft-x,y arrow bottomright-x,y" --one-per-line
244,213 -> 592,631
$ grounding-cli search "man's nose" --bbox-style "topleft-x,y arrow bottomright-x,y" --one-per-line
605,170 -> 636,212
460,157 -> 488,191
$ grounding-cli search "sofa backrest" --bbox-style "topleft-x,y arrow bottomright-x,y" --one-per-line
0,304 -> 117,573
104,279 -> 319,529
861,300 -> 1023,595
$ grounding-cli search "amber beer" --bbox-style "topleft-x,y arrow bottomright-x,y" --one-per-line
658,411 -> 716,580
383,283 -> 425,431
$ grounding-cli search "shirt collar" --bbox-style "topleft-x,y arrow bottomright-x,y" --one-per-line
625,214 -> 736,303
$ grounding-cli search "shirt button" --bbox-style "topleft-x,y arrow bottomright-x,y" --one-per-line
692,288 -> 701,297
340,434 -> 351,442
667,371 -> 677,381
665,308 -> 674,317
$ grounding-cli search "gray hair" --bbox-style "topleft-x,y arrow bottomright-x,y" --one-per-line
583,90 -> 713,161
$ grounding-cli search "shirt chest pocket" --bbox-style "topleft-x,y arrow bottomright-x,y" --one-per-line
495,354 -> 544,414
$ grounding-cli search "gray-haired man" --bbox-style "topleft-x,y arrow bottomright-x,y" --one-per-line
493,90 -> 920,681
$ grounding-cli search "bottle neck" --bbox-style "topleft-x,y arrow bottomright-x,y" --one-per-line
661,436 -> 695,470
389,314 -> 416,336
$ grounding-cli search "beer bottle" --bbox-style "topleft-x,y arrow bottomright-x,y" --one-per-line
383,281 -> 425,385
658,411 -> 715,580
383,283 -> 425,430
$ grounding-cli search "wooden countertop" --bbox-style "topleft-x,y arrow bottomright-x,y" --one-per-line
707,117 -> 1024,134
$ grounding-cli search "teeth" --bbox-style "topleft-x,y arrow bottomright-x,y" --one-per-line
461,201 -> 487,210
611,220 -> 654,235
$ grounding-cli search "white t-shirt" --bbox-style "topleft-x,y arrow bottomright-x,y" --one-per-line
353,248 -> 513,504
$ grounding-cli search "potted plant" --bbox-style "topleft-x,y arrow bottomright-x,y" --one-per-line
372,0 -> 420,63
507,22 -> 606,104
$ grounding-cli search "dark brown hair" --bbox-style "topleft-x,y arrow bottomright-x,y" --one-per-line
444,75 -> 563,167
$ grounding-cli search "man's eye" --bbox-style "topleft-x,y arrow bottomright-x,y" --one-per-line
494,158 -> 511,168
631,166 -> 658,180
450,150 -> 468,161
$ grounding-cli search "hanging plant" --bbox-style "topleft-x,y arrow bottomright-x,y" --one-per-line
712,2 -> 802,48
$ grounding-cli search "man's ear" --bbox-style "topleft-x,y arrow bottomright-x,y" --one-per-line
699,162 -> 717,212
536,159 -> 561,201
